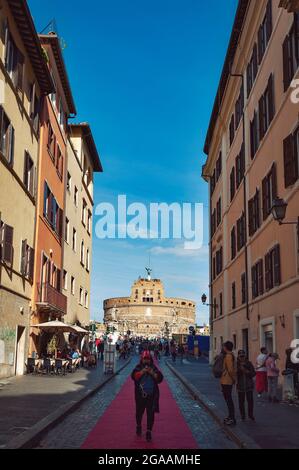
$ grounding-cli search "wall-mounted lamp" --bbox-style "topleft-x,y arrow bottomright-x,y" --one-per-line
201,293 -> 218,309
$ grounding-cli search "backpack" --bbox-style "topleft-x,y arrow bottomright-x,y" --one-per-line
212,353 -> 225,378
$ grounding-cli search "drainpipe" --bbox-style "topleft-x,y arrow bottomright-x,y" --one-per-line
230,71 -> 250,322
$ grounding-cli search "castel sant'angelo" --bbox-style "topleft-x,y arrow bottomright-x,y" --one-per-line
103,269 -> 196,337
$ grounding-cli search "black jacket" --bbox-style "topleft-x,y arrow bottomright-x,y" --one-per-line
237,360 -> 256,392
131,362 -> 163,413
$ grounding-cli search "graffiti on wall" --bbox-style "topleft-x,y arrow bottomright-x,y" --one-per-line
0,326 -> 16,365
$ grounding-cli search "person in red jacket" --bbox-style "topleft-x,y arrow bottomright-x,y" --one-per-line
131,351 -> 163,442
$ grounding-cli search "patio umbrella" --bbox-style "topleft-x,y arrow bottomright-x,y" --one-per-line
31,320 -> 78,334
71,325 -> 89,335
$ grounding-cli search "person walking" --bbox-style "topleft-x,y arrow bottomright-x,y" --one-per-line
237,350 -> 256,421
178,344 -> 185,364
255,347 -> 268,397
170,342 -> 177,363
131,351 -> 163,442
220,341 -> 236,426
266,353 -> 280,403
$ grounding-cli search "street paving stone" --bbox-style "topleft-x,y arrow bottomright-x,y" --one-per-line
36,357 -> 238,449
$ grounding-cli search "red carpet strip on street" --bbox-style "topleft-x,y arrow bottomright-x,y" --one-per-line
81,372 -> 198,449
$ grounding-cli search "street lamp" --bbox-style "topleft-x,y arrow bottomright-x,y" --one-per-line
271,198 -> 299,240
201,293 -> 218,308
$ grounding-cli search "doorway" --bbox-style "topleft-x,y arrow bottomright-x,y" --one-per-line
15,326 -> 26,376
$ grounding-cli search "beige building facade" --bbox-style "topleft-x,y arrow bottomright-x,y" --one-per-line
203,0 -> 299,366
63,124 -> 102,327
0,0 -> 52,378
104,274 -> 196,337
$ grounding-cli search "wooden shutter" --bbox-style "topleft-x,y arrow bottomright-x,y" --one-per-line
273,244 -> 281,286
262,176 -> 269,220
17,50 -> 24,90
230,167 -> 235,201
268,74 -> 275,123
258,26 -> 263,64
23,151 -> 29,189
283,36 -> 291,92
4,23 -> 9,69
43,182 -> 48,217
258,260 -> 264,295
271,163 -> 277,200
3,224 -> 13,264
28,247 -> 34,282
20,239 -> 27,275
283,133 -> 297,187
59,208 -> 63,239
255,189 -> 260,230
259,96 -> 265,140
248,198 -> 254,236
265,253 -> 270,291
8,124 -> 14,165
266,0 -> 272,43
29,83 -> 36,118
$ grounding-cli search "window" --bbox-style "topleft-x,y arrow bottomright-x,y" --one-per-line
219,293 -> 223,316
237,212 -> 246,251
74,186 -> 78,207
82,199 -> 87,226
231,227 -> 236,260
4,26 -> 24,89
29,83 -> 40,134
265,244 -> 281,291
250,111 -> 259,159
20,240 -> 34,282
283,129 -> 299,188
43,182 -> 63,237
258,74 -> 275,141
216,247 -> 223,276
87,210 -> 92,234
67,172 -> 72,192
216,198 -> 221,227
84,291 -> 89,308
71,276 -> 75,295
65,217 -> 69,243
63,270 -> 67,290
258,0 -> 272,64
0,223 -> 14,264
283,13 -> 299,92
236,144 -> 245,188
212,256 -> 216,281
247,44 -> 258,97
58,97 -> 64,127
210,169 -> 216,195
216,152 -> 222,181
233,334 -> 237,350
230,167 -> 236,201
262,164 -> 277,220
229,114 -> 235,146
56,145 -> 63,179
213,298 -> 217,319
23,151 -> 35,197
86,248 -> 90,272
252,259 -> 264,299
72,228 -> 77,252
79,287 -> 83,305
241,273 -> 247,305
235,84 -> 244,130
47,122 -> 55,160
232,282 -> 236,310
248,189 -> 260,237
0,106 -> 14,165
80,240 -> 84,265
211,209 -> 216,237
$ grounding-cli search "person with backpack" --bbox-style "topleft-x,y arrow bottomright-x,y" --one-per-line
237,350 -> 256,421
255,347 -> 268,397
215,341 -> 236,426
131,350 -> 163,442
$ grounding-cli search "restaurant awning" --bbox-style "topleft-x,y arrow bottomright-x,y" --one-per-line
71,325 -> 89,335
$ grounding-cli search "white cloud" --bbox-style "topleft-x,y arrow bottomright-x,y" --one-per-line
150,243 -> 209,259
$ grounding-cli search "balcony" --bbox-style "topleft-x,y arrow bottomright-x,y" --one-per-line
36,282 -> 67,315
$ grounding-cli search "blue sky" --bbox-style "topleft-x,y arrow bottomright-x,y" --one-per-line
29,0 -> 238,324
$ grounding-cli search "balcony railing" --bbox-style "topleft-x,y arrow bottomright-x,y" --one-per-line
37,282 -> 67,314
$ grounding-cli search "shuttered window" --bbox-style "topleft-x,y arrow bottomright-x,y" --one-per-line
259,74 -> 275,141
216,247 -> 223,276
0,223 -> 13,264
283,131 -> 299,188
211,209 -> 216,237
216,152 -> 222,181
241,273 -> 247,305
282,13 -> 299,92
20,240 -> 34,282
252,259 -> 264,299
231,227 -> 236,260
232,282 -> 236,310
265,244 -> 281,291
235,84 -> 244,129
230,167 -> 236,201
211,169 -> 216,195
262,164 -> 277,221
229,114 -> 235,146
237,212 -> 246,251
216,197 -> 222,227
236,143 -> 245,188
43,181 -> 63,238
23,151 -> 35,197
248,189 -> 260,237
258,0 -> 272,64
250,111 -> 259,159
0,106 -> 15,165
4,28 -> 24,90
247,43 -> 258,98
